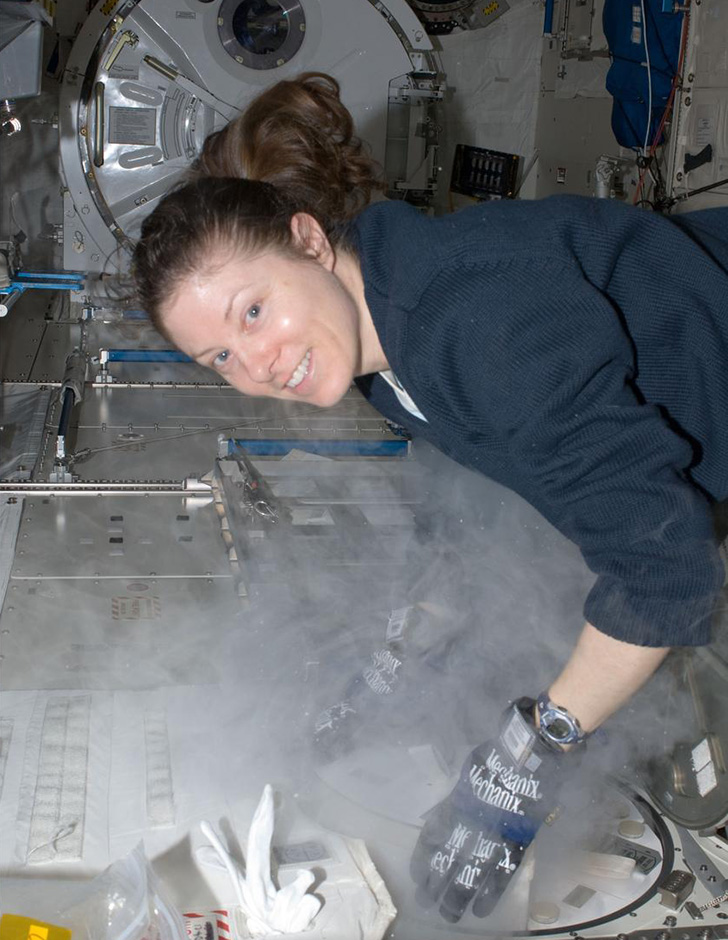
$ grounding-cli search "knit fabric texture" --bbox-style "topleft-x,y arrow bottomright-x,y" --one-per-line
352,196 -> 728,647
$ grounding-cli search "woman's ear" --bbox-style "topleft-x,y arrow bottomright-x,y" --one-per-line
290,213 -> 335,270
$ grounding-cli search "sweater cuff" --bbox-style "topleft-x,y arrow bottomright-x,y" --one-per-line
584,574 -> 722,647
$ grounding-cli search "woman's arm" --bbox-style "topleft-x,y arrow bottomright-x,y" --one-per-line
547,621 -> 670,734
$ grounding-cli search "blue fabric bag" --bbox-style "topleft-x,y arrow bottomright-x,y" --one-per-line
603,0 -> 684,149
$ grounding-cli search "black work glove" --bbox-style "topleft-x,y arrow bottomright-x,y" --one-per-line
313,605 -> 454,762
410,698 -> 571,923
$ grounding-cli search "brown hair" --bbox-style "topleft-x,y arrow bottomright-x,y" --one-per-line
191,72 -> 385,224
133,72 -> 382,335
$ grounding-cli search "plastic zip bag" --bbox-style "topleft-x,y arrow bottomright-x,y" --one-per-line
57,843 -> 186,940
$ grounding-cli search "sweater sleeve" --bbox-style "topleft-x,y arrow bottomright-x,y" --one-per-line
438,260 -> 723,647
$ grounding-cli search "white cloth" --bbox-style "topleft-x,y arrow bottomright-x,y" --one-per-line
199,786 -> 321,938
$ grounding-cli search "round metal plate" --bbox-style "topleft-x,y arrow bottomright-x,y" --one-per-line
642,645 -> 728,829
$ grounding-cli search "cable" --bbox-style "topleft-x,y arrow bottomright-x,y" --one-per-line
633,2 -> 691,206
61,410 -> 375,463
640,0 -> 653,157
633,4 -> 690,203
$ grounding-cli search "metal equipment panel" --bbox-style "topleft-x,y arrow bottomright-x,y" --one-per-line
8,494 -> 230,579
0,296 -> 61,382
36,384 -> 401,482
0,575 -> 239,690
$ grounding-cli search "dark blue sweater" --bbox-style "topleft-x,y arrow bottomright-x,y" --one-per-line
352,196 -> 728,647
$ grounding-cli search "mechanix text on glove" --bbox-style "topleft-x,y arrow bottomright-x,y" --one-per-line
410,699 -> 568,923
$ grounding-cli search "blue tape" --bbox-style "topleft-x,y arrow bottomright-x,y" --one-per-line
106,349 -> 193,362
227,438 -> 409,457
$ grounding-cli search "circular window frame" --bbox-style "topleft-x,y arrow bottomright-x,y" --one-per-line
217,0 -> 306,71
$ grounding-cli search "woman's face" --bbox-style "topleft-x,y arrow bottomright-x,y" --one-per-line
161,243 -> 365,408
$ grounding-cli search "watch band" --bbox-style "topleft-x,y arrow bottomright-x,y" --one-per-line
536,691 -> 588,747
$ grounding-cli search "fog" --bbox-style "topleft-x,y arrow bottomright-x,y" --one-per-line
0,419 -> 702,932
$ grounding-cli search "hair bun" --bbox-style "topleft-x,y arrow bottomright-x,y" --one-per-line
192,72 -> 385,225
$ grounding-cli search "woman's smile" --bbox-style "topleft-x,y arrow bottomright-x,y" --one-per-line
286,349 -> 312,389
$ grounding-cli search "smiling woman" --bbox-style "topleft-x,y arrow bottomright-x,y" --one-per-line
154,203 -> 385,407
132,73 -> 388,405
132,69 -> 728,925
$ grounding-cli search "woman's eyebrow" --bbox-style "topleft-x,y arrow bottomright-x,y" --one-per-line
189,286 -> 253,359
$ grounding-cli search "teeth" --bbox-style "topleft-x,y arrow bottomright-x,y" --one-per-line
286,350 -> 311,389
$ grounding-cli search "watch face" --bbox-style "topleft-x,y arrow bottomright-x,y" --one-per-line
543,711 -> 573,742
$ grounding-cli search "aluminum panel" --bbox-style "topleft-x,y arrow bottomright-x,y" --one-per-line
9,494 -> 230,578
0,296 -> 55,382
38,385 -> 400,482
27,321 -> 82,384
0,575 -> 239,690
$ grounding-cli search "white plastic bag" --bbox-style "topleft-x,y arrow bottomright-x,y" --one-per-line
57,843 -> 186,940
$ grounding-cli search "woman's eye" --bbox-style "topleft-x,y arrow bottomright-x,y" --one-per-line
213,349 -> 230,368
244,304 -> 261,326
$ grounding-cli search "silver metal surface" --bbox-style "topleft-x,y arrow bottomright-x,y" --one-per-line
0,294 -> 70,383
0,385 -> 51,480
678,824 -> 728,899
9,493 -> 230,579
0,573 -> 239,690
0,11 -> 45,100
644,645 -> 728,830
33,383 -> 401,482
215,454 -> 419,596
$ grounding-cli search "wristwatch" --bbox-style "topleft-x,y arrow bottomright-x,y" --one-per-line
536,691 -> 588,747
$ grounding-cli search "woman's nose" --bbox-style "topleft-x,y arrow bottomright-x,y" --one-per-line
243,344 -> 278,384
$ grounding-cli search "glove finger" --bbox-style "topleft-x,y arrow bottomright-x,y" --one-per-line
409,797 -> 461,885
414,813 -> 476,908
471,838 -> 526,919
437,830 -> 505,923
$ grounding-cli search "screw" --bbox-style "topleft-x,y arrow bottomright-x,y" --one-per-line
685,96 -> 692,106
80,126 -> 87,136
688,72 -> 695,82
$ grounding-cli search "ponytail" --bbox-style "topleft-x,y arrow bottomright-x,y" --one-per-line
191,72 -> 385,226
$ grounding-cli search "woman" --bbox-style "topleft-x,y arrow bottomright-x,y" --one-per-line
133,73 -> 728,921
